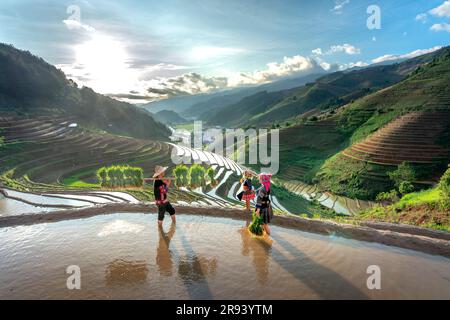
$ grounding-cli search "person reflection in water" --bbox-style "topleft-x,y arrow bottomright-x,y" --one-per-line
239,222 -> 272,285
157,222 -> 176,277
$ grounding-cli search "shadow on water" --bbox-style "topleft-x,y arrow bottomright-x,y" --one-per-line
157,223 -> 176,276
270,233 -> 368,300
176,227 -> 216,299
239,221 -> 273,285
155,222 -> 215,299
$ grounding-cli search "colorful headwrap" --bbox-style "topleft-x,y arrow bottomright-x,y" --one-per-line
259,173 -> 272,192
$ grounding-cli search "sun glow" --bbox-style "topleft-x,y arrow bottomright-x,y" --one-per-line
64,33 -> 140,95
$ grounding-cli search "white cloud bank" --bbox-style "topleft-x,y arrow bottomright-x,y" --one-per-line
371,46 -> 443,64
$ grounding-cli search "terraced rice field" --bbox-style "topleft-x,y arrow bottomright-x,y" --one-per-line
0,117 -> 292,214
343,112 -> 450,166
0,117 -> 350,216
278,180 -> 376,215
277,120 -> 347,181
170,144 -> 290,212
0,117 -> 173,188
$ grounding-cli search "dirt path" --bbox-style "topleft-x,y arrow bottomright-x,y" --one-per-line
0,202 -> 448,258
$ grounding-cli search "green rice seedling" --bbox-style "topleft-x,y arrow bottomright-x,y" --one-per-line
248,213 -> 264,236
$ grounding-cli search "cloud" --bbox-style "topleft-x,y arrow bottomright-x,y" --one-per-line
146,73 -> 229,99
429,1 -> 450,18
312,43 -> 361,56
371,46 -> 443,64
415,13 -> 428,23
312,48 -> 323,55
330,44 -> 361,55
63,19 -> 95,32
430,23 -> 450,32
228,55 -> 318,86
332,0 -> 350,14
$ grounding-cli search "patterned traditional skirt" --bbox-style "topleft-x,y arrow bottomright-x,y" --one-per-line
242,189 -> 255,201
259,205 -> 273,224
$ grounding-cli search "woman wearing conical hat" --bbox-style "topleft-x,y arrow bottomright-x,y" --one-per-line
152,165 -> 176,226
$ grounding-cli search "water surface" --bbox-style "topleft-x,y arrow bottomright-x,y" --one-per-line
0,213 -> 449,300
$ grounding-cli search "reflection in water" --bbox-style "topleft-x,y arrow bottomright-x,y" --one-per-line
157,223 -> 176,276
239,221 -> 272,285
1,213 -> 449,299
178,255 -> 218,282
105,259 -> 149,286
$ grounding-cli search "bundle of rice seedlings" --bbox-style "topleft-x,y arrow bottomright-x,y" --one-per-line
248,213 -> 264,236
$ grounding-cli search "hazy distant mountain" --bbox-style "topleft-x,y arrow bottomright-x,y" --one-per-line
153,110 -> 187,125
0,44 -> 170,140
140,71 -> 327,118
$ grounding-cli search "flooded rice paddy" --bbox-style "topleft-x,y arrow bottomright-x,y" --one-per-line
0,213 -> 449,299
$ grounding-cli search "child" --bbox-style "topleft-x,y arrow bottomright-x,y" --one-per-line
255,173 -> 273,236
152,165 -> 176,226
237,170 -> 256,211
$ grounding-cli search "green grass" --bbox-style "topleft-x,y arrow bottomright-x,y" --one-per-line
358,186 -> 450,231
62,169 -> 100,188
397,188 -> 441,207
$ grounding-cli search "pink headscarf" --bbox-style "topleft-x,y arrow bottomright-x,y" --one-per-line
259,173 -> 272,192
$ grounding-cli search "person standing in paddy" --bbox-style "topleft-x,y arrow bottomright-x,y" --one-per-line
255,173 -> 273,236
237,170 -> 256,212
152,165 -> 176,226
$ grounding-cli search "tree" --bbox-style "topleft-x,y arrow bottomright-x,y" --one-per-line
439,166 -> 450,199
388,162 -> 416,189
399,181 -> 414,195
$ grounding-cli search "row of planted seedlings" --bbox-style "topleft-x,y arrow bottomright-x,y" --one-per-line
95,163 -> 216,190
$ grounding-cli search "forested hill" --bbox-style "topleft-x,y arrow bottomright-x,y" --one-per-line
0,44 -> 170,140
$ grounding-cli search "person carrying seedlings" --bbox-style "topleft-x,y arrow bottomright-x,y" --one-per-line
236,170 -> 256,211
254,173 -> 273,236
151,165 -> 176,226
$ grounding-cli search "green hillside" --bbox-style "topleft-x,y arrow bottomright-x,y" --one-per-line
315,47 -> 450,199
205,50 -> 440,128
239,47 -> 450,202
0,44 -> 170,140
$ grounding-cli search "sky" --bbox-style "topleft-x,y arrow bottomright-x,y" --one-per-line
0,0 -> 449,103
